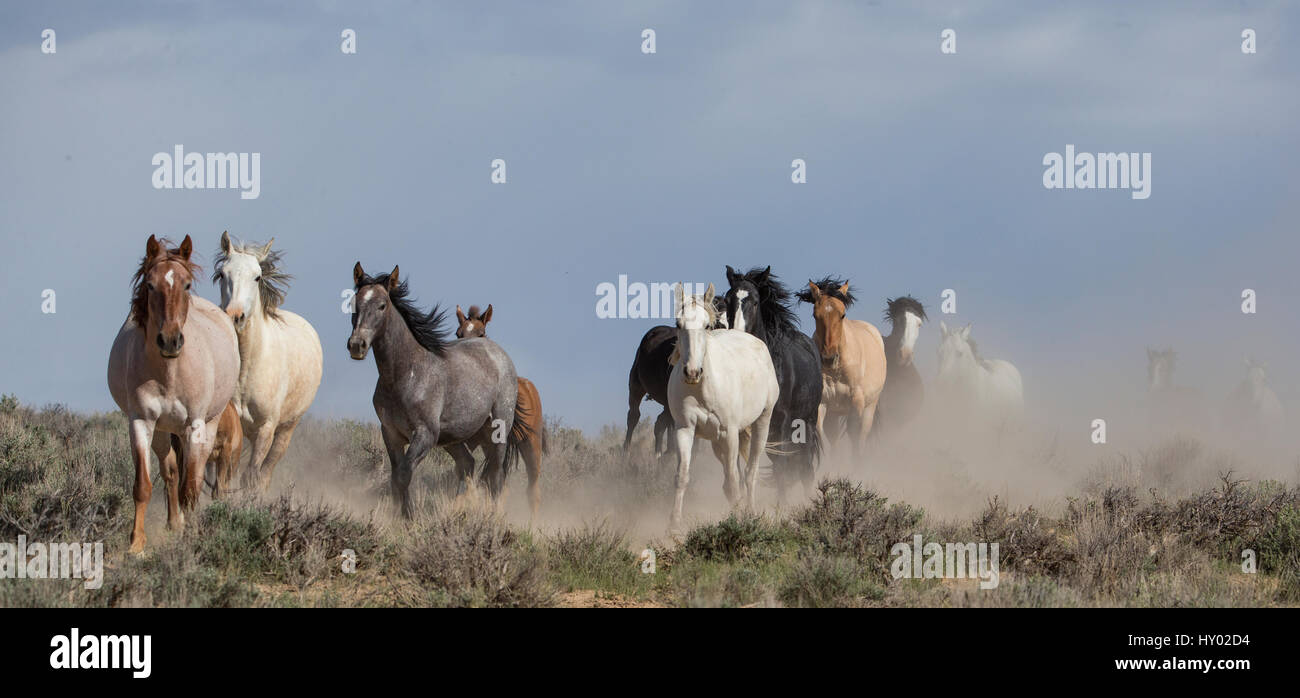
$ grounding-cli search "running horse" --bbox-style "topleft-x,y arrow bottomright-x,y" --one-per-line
797,278 -> 887,462
666,284 -> 778,531
455,303 -> 545,519
108,235 -> 240,552
213,232 -> 322,492
876,296 -> 927,433
348,263 -> 527,516
623,294 -> 728,457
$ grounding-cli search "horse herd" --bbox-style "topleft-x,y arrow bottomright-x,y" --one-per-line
104,232 -> 1286,552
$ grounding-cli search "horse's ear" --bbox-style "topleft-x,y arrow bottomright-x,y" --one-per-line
481,304 -> 493,324
256,238 -> 274,260
725,266 -> 738,285
704,282 -> 716,305
806,281 -> 822,301
353,262 -> 365,286
146,235 -> 162,259
455,305 -> 467,326
178,235 -> 193,261
387,265 -> 400,290
220,230 -> 232,254
939,320 -> 949,335
837,281 -> 851,298
959,323 -> 971,339
758,266 -> 771,283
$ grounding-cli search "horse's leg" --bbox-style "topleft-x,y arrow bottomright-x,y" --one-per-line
255,418 -> 301,492
747,408 -> 775,512
709,436 -> 738,505
241,420 -> 276,491
395,428 -> 436,518
378,423 -> 409,505
521,432 -> 542,522
478,432 -> 508,506
670,425 -> 696,533
445,441 -> 476,496
654,409 -> 675,457
623,374 -> 644,453
180,417 -> 218,511
128,419 -> 157,553
150,431 -> 182,531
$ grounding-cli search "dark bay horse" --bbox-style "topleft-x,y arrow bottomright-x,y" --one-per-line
877,296 -> 927,433
623,296 -> 729,456
722,266 -> 822,500
348,264 -> 527,517
455,303 -> 545,519
108,235 -> 240,552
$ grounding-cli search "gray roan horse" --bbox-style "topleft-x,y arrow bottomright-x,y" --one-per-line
347,263 -> 527,517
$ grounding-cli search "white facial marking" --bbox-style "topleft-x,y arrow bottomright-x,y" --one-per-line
165,269 -> 175,288
362,289 -> 375,302
901,311 -> 922,356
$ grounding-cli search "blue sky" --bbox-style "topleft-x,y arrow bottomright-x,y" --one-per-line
2,1 -> 1297,433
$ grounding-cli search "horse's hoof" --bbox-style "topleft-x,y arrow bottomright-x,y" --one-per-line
128,536 -> 146,555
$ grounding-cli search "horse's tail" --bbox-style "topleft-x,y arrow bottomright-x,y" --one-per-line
506,394 -> 534,475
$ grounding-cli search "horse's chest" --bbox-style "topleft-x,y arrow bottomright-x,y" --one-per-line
821,378 -> 855,407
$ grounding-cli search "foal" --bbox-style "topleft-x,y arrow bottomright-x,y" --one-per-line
455,304 -> 545,519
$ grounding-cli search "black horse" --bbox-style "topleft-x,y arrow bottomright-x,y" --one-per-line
877,296 -> 927,434
623,295 -> 729,455
722,265 -> 822,500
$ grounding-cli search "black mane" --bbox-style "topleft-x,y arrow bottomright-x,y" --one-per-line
883,295 -> 927,326
729,266 -> 803,339
356,271 -> 451,355
796,276 -> 856,307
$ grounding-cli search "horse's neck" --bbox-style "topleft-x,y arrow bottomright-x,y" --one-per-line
373,309 -> 431,379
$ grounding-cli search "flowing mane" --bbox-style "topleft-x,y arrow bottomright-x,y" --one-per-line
130,237 -> 201,326
797,276 -> 856,307
355,271 -> 451,355
883,295 -> 927,327
212,237 -> 291,319
733,266 -> 803,339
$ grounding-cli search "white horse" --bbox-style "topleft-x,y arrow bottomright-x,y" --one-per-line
1224,358 -> 1284,435
214,232 -> 323,491
934,322 -> 1023,429
667,284 -> 779,531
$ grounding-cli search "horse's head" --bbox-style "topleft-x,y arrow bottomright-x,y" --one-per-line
936,321 -> 977,379
132,234 -> 199,359
672,283 -> 717,384
723,265 -> 766,335
803,279 -> 854,370
348,262 -> 399,360
885,295 -> 927,365
214,231 -> 288,332
1146,348 -> 1176,390
454,304 -> 493,338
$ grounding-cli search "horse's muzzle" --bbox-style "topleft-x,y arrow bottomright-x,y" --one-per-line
347,336 -> 370,360
684,368 -> 703,384
157,332 -> 184,358
822,354 -> 840,370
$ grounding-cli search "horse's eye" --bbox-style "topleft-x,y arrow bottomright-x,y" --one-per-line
185,283 -> 192,291
255,275 -> 262,282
